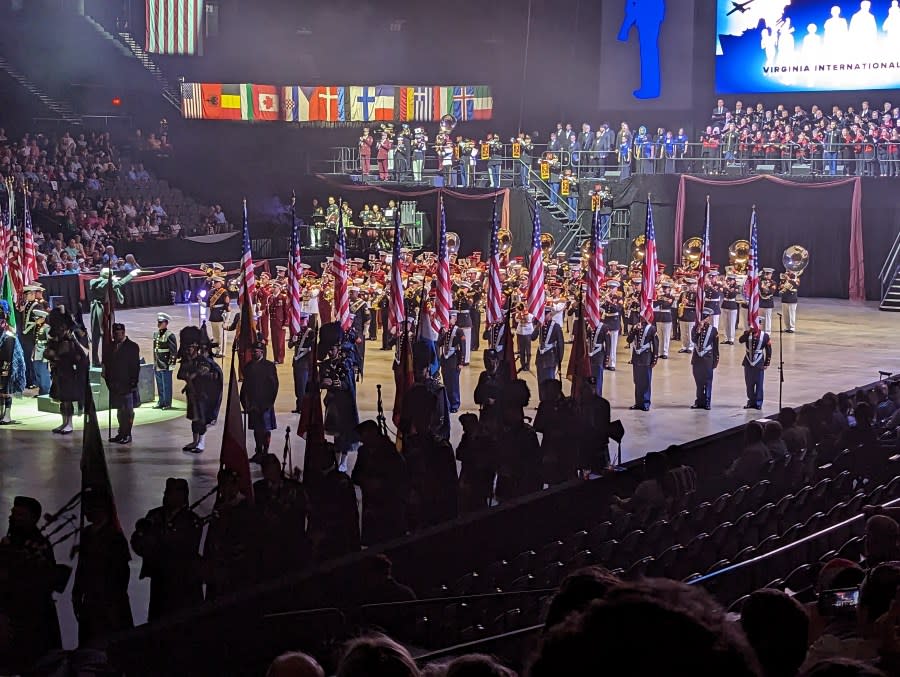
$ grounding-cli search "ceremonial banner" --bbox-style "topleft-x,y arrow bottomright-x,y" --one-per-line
181,82 -> 203,119
200,83 -> 242,120
374,85 -> 395,121
240,84 -> 279,121
473,85 -> 493,120
146,0 -> 204,55
315,86 -> 346,122
433,86 -> 452,119
412,86 -> 433,121
398,86 -> 415,121
349,86 -> 376,122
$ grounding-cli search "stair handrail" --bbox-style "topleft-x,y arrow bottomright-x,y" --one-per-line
878,226 -> 900,300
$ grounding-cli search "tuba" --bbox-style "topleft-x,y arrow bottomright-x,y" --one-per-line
782,245 -> 810,276
446,231 -> 460,257
440,114 -> 458,135
728,239 -> 751,275
682,237 -> 703,270
540,232 -> 555,259
498,228 -> 512,255
631,234 -> 646,268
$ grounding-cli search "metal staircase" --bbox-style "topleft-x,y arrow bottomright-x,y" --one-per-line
879,228 -> 900,311
82,14 -> 182,112
0,56 -> 81,125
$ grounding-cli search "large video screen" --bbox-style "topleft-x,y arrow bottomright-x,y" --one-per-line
716,0 -> 900,93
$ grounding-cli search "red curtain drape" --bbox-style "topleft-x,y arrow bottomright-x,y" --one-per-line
673,175 -> 864,301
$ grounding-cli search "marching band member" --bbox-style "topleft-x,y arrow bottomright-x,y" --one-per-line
438,311 -> 466,413
704,270 -> 722,330
513,302 -> 535,373
690,308 -> 720,410
376,131 -> 392,181
677,277 -> 698,353
601,280 -> 623,370
412,128 -> 428,182
454,286 -> 474,365
626,313 -> 659,411
206,275 -> 230,356
349,287 -> 369,374
531,304 -> 565,403
780,271 -> 800,333
256,272 -> 272,348
721,274 -> 740,345
358,127 -> 373,177
654,281 -> 675,358
739,323 -> 772,410
268,280 -> 289,364
759,268 -> 776,330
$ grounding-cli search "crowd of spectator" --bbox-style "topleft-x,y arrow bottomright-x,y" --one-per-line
0,125 -> 230,275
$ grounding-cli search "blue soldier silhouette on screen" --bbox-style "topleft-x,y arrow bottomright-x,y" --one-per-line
617,0 -> 666,99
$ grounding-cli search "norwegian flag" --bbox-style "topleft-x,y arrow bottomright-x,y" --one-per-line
288,192 -> 303,337
238,199 -> 256,310
21,189 -> 38,286
640,197 -> 658,323
585,208 -> 606,329
388,210 -> 406,335
527,202 -> 545,319
747,207 -> 761,331
695,197 -> 711,321
486,198 -> 503,325
434,195 -> 452,331
333,201 -> 351,331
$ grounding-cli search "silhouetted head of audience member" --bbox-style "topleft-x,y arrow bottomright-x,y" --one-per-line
528,579 -> 761,677
642,451 -> 670,481
745,420 -> 765,446
864,515 -> 900,567
859,563 -> 900,628
740,589 -> 810,677
799,658 -> 887,677
854,402 -> 873,429
778,407 -> 798,429
543,566 -> 622,631
763,421 -> 784,445
337,634 -> 420,677
266,651 -> 325,677
817,559 -> 865,594
443,654 -> 516,677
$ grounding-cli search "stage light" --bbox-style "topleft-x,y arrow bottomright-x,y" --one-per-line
182,290 -> 192,303
198,289 -> 207,300
111,97 -> 122,107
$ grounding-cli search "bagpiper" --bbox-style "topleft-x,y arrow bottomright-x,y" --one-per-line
0,301 -> 26,425
177,326 -> 223,453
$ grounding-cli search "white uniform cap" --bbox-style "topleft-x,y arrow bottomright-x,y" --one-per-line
157,313 -> 171,323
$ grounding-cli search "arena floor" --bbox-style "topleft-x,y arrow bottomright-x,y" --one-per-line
0,298 -> 896,646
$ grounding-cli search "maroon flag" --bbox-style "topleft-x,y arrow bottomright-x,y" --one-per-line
220,362 -> 254,501
640,197 -> 658,323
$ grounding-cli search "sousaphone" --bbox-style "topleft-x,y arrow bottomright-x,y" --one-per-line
782,245 -> 810,276
682,237 -> 703,270
728,239 -> 750,275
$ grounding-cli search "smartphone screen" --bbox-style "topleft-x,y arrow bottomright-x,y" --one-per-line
818,587 -> 860,616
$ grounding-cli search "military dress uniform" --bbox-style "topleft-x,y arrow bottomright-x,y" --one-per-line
206,282 -> 230,354
721,277 -> 740,344
739,329 -> 772,410
588,322 -> 610,396
240,344 -> 279,461
690,313 -> 720,409
677,286 -> 698,352
627,321 -> 659,411
103,326 -> 141,444
153,313 -> 178,409
531,310 -> 565,403
349,296 -> 370,373
653,286 -> 674,358
32,310 -> 51,395
289,321 -> 315,414
0,309 -> 25,425
601,288 -> 623,369
780,274 -> 799,333
759,271 -> 775,331
18,289 -> 40,388
268,287 -> 289,364
453,295 -> 473,364
703,281 -> 722,330
438,321 -> 466,413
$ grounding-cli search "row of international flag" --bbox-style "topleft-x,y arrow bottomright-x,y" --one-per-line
1,182 -> 40,319
181,83 -> 493,123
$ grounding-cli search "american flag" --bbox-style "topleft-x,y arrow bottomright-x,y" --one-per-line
695,197 -> 711,321
0,182 -> 9,275
585,208 -> 606,329
333,202 -> 351,331
527,202 -> 545,319
21,189 -> 38,286
181,82 -> 203,119
5,184 -> 21,299
288,192 -> 303,337
388,210 -> 406,335
486,198 -> 503,325
239,199 -> 256,309
434,194 -> 452,331
146,0 -> 204,55
747,207 -> 761,331
640,197 -> 658,323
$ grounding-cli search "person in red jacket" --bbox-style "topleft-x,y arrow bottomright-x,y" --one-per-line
376,131 -> 392,181
358,127 -> 373,177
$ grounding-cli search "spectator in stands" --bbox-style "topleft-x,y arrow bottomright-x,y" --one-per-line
359,555 -> 416,604
726,421 -> 771,482
740,589 -> 810,677
266,651 -> 325,677
528,579 -> 761,677
864,515 -> 900,569
337,634 -> 420,677
121,254 -> 140,273
764,421 -> 789,459
102,245 -> 119,269
543,566 -> 622,631
612,451 -> 668,520
659,446 -> 698,508
809,560 -> 867,644
838,402 -> 878,449
441,655 -> 516,677
874,383 -> 896,422
804,563 -> 900,670
780,407 -> 811,455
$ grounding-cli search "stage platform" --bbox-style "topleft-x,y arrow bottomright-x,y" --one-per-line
0,298 -> 896,646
